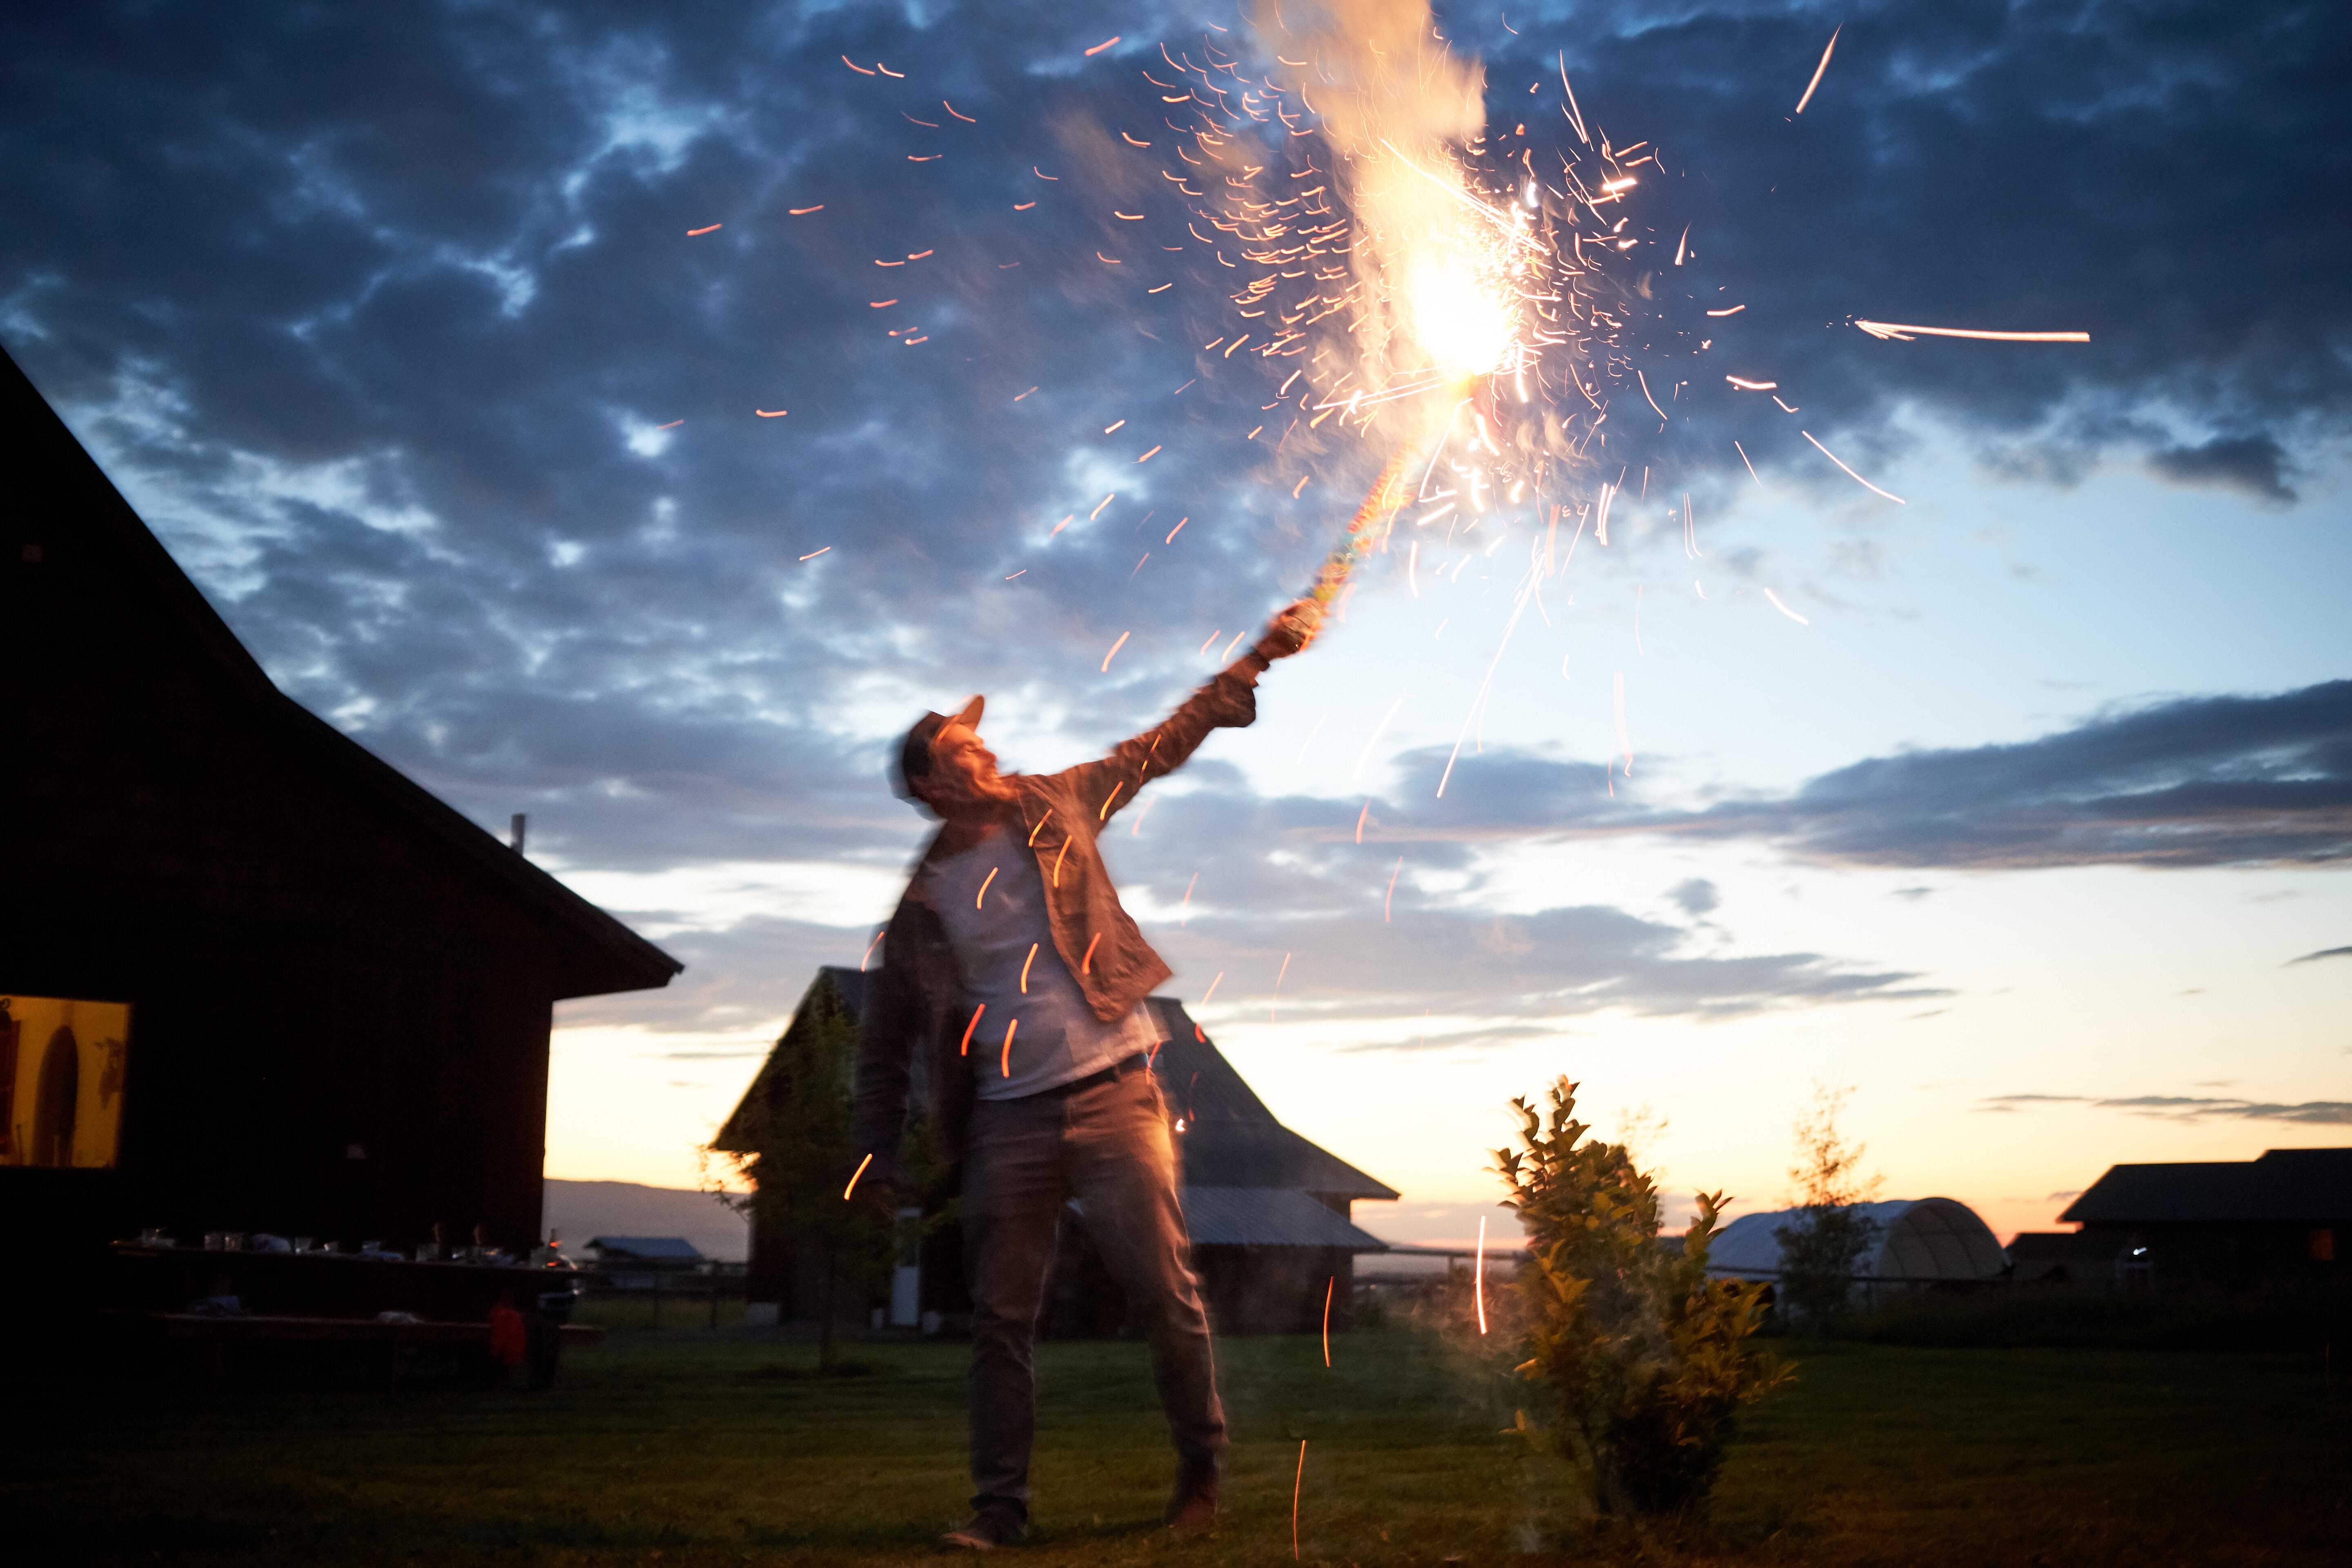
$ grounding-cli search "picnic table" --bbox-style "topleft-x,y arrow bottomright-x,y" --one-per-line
107,1242 -> 602,1388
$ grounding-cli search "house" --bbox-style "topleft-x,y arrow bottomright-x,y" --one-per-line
1706,1197 -> 2008,1297
0,345 -> 681,1304
715,967 -> 1396,1336
2057,1147 -> 2351,1287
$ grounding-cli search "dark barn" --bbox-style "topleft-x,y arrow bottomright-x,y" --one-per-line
2058,1147 -> 2350,1288
2,348 -> 680,1298
717,967 -> 1396,1336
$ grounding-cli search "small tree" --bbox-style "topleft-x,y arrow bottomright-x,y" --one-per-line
1771,1082 -> 1883,1339
706,983 -> 893,1370
1497,1078 -> 1789,1518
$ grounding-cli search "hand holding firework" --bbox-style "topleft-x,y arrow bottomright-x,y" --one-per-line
1255,597 -> 1326,661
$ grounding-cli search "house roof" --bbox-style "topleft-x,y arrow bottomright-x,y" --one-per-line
1176,1186 -> 1390,1251
1147,997 -> 1398,1201
2059,1148 -> 2352,1225
715,970 -> 1399,1205
586,1236 -> 705,1260
2006,1232 -> 2128,1264
6,346 -> 682,1002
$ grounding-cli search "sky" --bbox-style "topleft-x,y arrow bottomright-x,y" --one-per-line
6,0 -> 2348,1248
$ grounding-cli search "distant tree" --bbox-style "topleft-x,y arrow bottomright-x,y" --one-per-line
1772,1082 -> 1883,1339
705,982 -> 892,1371
1497,1077 -> 1789,1519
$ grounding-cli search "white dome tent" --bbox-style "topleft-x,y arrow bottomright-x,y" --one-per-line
1704,1198 -> 2007,1301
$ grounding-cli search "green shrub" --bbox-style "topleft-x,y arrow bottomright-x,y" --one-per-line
1495,1077 -> 1791,1517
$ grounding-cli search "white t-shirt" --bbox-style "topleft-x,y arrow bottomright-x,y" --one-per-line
925,832 -> 1162,1100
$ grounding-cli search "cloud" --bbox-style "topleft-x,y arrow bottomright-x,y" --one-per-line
2288,945 -> 2352,965
2044,1190 -> 2082,1203
1668,877 -> 1720,918
1981,1093 -> 2352,1126
2148,435 -> 2295,504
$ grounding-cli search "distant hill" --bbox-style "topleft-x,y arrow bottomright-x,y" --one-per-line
544,1178 -> 751,1261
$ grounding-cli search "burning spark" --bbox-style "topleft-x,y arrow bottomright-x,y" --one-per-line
1801,430 -> 1907,503
1090,493 -> 1116,521
1793,25 -> 1840,115
686,223 -> 722,236
1165,517 -> 1188,543
1102,631 -> 1131,671
1020,942 -> 1038,994
1292,1440 -> 1307,1561
1725,375 -> 1777,391
976,867 -> 998,909
1085,34 -> 1121,56
799,547 -> 831,561
655,419 -> 683,430
1764,587 -> 1811,625
755,408 -> 788,417
1854,319 -> 2090,343
1383,856 -> 1403,922
1614,672 -> 1633,776
843,1153 -> 873,1200
1322,1276 -> 1334,1366
1001,1017 -> 1018,1077
1474,1216 -> 1489,1334
959,1005 -> 987,1056
1201,971 -> 1224,1003
787,205 -> 823,215
1706,304 -> 1745,316
1081,933 -> 1101,974
1180,871 -> 1198,924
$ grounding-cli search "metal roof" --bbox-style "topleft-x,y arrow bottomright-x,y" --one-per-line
1707,1198 -> 2007,1282
2059,1147 -> 2352,1225
1176,1186 -> 1390,1251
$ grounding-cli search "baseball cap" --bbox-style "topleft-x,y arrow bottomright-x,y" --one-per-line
890,694 -> 985,800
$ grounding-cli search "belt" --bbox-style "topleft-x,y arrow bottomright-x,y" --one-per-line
1040,1052 -> 1151,1098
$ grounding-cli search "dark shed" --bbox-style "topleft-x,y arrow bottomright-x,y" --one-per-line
2057,1147 -> 2351,1287
1,346 -> 680,1280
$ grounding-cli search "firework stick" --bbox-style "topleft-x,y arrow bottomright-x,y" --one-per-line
1305,437 -> 1417,609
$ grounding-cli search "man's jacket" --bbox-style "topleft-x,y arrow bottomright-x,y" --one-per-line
852,657 -> 1263,1169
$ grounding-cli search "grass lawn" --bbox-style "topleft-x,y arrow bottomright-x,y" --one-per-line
9,1314 -> 2345,1566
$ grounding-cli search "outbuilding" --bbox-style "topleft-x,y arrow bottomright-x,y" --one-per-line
2,347 -> 681,1304
2057,1147 -> 2350,1287
1706,1197 -> 2008,1296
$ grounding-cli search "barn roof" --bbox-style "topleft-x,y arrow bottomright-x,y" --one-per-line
6,346 -> 680,1001
2058,1147 -> 2352,1225
1176,1187 -> 1389,1251
716,969 -> 1398,1204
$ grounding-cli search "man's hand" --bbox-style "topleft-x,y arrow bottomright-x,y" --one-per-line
846,1150 -> 909,1224
1254,598 -> 1324,661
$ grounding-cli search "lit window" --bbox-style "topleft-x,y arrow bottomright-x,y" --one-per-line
1,996 -> 133,1168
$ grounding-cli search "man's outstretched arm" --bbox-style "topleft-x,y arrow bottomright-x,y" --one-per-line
1054,599 -> 1322,824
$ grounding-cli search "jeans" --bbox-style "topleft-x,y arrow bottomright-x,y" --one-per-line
962,1057 -> 1226,1519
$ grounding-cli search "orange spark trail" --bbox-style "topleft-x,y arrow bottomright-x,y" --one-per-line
1474,1216 -> 1489,1334
959,1004 -> 987,1056
1854,319 -> 2090,343
1802,430 -> 1907,503
799,547 -> 830,561
686,223 -> 722,236
1102,631 -> 1131,671
755,408 -> 788,417
1383,857 -> 1403,922
1291,1440 -> 1306,1560
1081,933 -> 1101,974
843,1152 -> 873,1200
976,866 -> 998,909
1020,942 -> 1038,994
1000,1017 -> 1018,1077
1354,800 -> 1371,843
1764,588 -> 1811,625
1321,1276 -> 1334,1366
1180,871 -> 1198,924
1734,441 -> 1765,487
1793,25 -> 1840,114
1085,34 -> 1121,56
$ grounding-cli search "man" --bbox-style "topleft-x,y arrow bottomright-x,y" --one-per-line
850,599 -> 1323,1550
